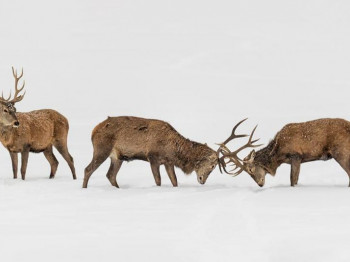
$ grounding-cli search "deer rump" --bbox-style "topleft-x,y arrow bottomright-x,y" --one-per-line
272,118 -> 350,163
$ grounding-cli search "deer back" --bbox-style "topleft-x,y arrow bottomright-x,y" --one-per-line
273,118 -> 350,158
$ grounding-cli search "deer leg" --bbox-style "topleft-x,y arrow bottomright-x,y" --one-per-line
106,158 -> 123,188
164,164 -> 178,187
83,151 -> 110,188
149,158 -> 161,186
20,150 -> 29,180
9,152 -> 18,179
334,156 -> 350,187
53,141 -> 76,180
290,157 -> 301,187
43,146 -> 59,179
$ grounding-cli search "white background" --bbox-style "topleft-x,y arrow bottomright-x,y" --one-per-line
1,0 -> 350,261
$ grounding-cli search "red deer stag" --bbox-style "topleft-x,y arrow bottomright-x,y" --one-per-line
0,67 -> 76,180
218,118 -> 350,187
83,116 -> 245,188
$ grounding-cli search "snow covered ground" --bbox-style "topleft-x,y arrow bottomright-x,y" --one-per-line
1,0 -> 350,261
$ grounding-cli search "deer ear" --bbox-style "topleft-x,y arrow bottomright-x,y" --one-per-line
207,153 -> 217,161
244,150 -> 256,163
251,150 -> 256,159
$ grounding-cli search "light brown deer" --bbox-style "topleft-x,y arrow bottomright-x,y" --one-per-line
83,116 -> 244,188
0,67 -> 76,180
218,118 -> 350,187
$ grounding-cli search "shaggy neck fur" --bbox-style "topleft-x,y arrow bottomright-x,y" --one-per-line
255,139 -> 280,175
173,135 -> 215,174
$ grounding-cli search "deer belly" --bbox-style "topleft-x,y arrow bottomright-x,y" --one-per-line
111,148 -> 148,162
119,151 -> 148,162
29,141 -> 51,151
29,135 -> 52,151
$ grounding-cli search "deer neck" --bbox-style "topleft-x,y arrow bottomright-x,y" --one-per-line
255,140 -> 280,176
174,136 -> 213,174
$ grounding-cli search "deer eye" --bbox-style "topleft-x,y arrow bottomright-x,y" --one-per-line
4,109 -> 8,113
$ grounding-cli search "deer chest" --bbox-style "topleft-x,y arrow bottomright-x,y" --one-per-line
7,144 -> 22,153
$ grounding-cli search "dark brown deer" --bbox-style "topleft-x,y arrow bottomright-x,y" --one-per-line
83,116 -> 244,188
0,67 -> 76,180
218,118 -> 350,187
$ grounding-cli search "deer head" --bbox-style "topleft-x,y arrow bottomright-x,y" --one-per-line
217,119 -> 266,186
0,67 -> 26,127
195,152 -> 218,184
242,150 -> 267,187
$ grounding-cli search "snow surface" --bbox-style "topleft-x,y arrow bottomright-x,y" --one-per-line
1,0 -> 350,261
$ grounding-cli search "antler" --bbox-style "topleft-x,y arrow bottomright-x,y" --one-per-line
217,119 -> 262,176
216,118 -> 248,174
0,67 -> 26,104
10,67 -> 26,103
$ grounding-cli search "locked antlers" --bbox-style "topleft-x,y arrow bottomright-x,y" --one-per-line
217,119 -> 262,176
0,67 -> 26,104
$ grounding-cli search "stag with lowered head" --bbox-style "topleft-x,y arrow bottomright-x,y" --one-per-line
0,67 -> 76,180
83,117 -> 249,188
219,118 -> 350,187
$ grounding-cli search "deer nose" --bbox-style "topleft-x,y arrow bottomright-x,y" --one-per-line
198,176 -> 205,184
14,121 -> 19,127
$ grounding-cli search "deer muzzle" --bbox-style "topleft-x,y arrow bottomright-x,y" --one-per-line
197,175 -> 206,185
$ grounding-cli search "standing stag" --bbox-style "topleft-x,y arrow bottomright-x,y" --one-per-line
218,118 -> 350,187
0,67 -> 76,180
83,116 -> 242,188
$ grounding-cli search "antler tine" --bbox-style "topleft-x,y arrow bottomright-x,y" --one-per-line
230,157 -> 245,175
222,118 -> 249,145
231,167 -> 245,176
1,91 -> 11,102
14,81 -> 25,97
216,118 -> 248,155
217,157 -> 226,173
230,125 -> 262,157
12,67 -> 23,79
19,68 -> 24,79
221,155 -> 246,176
